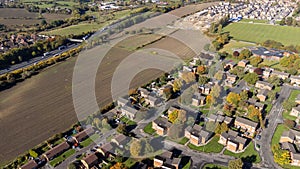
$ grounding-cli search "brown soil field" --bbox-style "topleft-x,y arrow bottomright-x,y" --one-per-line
0,34 -> 197,164
0,2 -> 213,165
0,18 -> 40,26
43,13 -> 71,22
0,8 -> 38,18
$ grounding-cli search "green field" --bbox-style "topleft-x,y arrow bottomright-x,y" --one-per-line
187,136 -> 224,153
271,124 -> 289,146
223,23 -> 300,45
44,23 -> 106,36
223,142 -> 261,163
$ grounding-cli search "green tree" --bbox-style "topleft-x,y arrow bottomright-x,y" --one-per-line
228,158 -> 243,169
244,73 -> 259,85
250,56 -> 262,67
239,49 -> 252,59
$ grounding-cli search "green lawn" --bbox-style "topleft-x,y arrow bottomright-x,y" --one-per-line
271,124 -> 289,146
80,133 -> 100,147
289,90 -> 300,102
283,110 -> 297,121
143,122 -> 156,135
187,136 -> 224,153
43,23 -> 106,36
178,137 -> 189,145
203,163 -> 228,169
120,116 -> 137,125
123,158 -> 137,168
223,142 -> 261,163
49,149 -> 75,167
220,40 -> 256,54
182,160 -> 192,169
223,23 -> 300,45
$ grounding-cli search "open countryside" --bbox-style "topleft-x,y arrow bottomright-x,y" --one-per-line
223,22 -> 300,45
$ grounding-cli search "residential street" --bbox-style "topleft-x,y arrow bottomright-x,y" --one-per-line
257,84 -> 291,169
53,130 -> 116,169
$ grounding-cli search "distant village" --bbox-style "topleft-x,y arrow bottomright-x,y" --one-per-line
173,0 -> 298,31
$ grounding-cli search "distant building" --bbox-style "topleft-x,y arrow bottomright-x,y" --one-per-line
290,106 -> 300,117
255,81 -> 274,90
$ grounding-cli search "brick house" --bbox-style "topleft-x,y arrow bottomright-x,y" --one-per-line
42,142 -> 70,161
238,59 -> 249,67
271,71 -> 290,80
257,89 -> 269,102
185,124 -> 213,146
234,117 -> 258,137
219,130 -> 247,152
290,106 -> 300,117
154,151 -> 181,169
191,93 -> 206,106
152,117 -> 172,136
81,152 -> 101,169
255,81 -> 274,90
19,160 -> 38,169
290,76 -> 300,85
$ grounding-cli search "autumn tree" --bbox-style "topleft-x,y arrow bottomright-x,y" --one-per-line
175,110 -> 187,124
248,105 -> 261,122
272,144 -> 291,165
110,162 -> 128,169
214,71 -> 224,80
223,103 -> 234,116
181,72 -> 196,83
284,119 -> 296,129
29,150 -> 38,158
215,122 -> 229,134
93,118 -> 102,130
163,86 -> 173,100
210,83 -> 221,105
226,92 -> 241,106
117,123 -> 127,135
130,139 -> 142,157
198,76 -> 209,85
239,90 -> 249,101
168,110 -> 179,123
173,79 -> 183,93
228,158 -> 243,169
197,65 -> 206,74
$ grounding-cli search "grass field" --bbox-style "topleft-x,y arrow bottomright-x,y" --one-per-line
271,124 -> 289,146
223,23 -> 300,46
143,122 -> 156,135
44,23 -> 106,36
223,142 -> 261,163
188,136 -> 224,153
220,40 -> 256,54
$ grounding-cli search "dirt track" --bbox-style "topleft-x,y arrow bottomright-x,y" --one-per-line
0,2 -> 213,164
